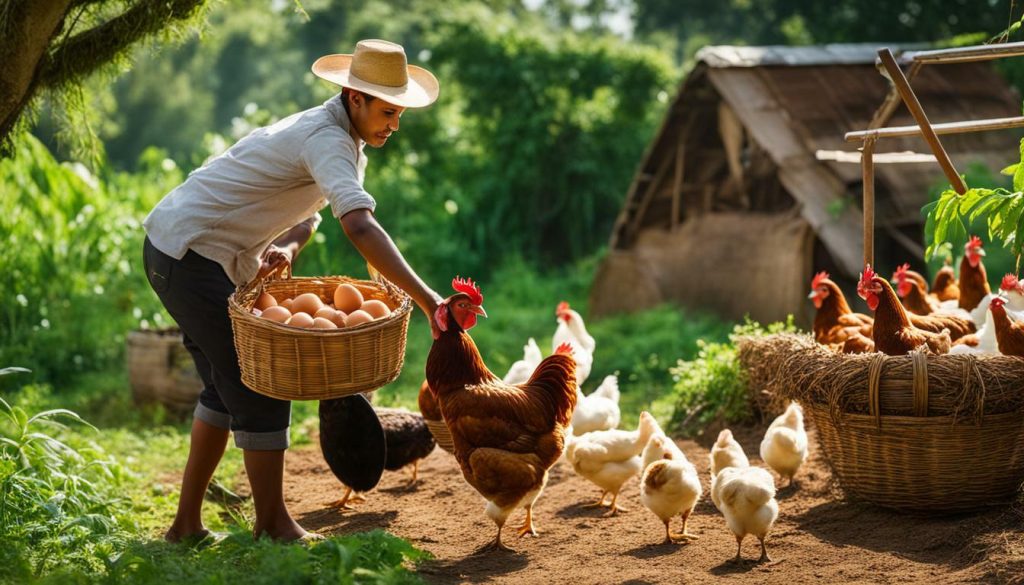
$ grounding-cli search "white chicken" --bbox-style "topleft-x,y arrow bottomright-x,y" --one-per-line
552,301 -> 595,385
709,428 -> 779,563
640,434 -> 702,544
501,337 -> 543,385
709,429 -> 749,480
565,411 -> 658,515
571,374 -> 621,435
759,402 -> 808,486
713,466 -> 779,563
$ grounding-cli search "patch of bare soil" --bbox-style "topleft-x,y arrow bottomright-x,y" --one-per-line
270,424 -> 1024,584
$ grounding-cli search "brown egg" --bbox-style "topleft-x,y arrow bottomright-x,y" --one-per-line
344,310 -> 373,328
255,292 -> 278,310
312,317 -> 338,329
328,310 -> 347,328
261,306 -> 291,323
314,307 -> 336,321
280,298 -> 294,310
333,284 -> 364,313
286,312 -> 314,328
360,299 -> 391,320
292,293 -> 323,316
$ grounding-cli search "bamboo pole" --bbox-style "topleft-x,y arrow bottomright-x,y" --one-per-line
845,116 -> 1024,142
868,61 -> 922,130
862,137 -> 876,268
901,41 -> 1024,64
876,48 -> 967,195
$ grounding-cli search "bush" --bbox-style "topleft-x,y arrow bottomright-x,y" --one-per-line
0,136 -> 178,386
668,317 -> 798,437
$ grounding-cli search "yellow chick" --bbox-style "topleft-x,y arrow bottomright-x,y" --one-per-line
640,434 -> 702,544
759,402 -> 808,486
709,428 -> 749,480
713,466 -> 779,563
566,412 -> 658,515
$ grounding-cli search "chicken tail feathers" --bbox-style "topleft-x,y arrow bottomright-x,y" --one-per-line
525,354 -> 578,426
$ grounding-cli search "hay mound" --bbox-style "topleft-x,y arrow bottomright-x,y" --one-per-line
737,333 -> 1024,419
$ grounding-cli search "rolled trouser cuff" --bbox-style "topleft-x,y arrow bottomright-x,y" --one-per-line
194,402 -> 232,430
234,428 -> 290,451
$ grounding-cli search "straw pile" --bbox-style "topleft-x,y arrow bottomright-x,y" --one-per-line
736,333 -> 1024,420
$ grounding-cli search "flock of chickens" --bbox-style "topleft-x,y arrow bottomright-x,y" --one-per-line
319,277 -> 810,563
811,236 -> 1024,356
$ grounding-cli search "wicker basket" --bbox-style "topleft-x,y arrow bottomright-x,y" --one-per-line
739,333 -> 1024,512
425,418 -> 455,454
126,328 -> 202,413
228,271 -> 412,400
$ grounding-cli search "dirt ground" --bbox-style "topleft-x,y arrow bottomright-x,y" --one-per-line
267,424 -> 1024,584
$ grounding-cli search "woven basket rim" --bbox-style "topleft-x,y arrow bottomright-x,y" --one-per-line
227,274 -> 413,334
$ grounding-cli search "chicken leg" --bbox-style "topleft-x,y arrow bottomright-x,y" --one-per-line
517,504 -> 539,537
602,491 -> 629,516
733,534 -> 744,562
325,486 -> 366,511
674,509 -> 699,541
408,461 -> 420,485
474,525 -> 514,554
758,537 -> 772,563
581,491 -> 609,508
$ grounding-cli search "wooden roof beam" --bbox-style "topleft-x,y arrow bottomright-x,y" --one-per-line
900,41 -> 1024,64
845,115 -> 1024,142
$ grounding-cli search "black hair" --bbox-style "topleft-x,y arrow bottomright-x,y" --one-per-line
341,88 -> 376,115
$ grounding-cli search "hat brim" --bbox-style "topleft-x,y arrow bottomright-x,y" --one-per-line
312,54 -> 439,108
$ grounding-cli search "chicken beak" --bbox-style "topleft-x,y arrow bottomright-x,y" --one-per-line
807,291 -> 817,299
470,305 -> 488,318
977,248 -> 987,257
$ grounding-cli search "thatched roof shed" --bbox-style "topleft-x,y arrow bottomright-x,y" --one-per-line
590,43 -> 1022,325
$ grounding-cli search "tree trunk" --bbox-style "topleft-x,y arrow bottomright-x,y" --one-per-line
0,0 -> 73,144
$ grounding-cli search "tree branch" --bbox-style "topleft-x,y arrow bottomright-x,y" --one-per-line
39,0 -> 207,89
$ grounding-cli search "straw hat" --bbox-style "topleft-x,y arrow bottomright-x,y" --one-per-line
312,39 -> 439,108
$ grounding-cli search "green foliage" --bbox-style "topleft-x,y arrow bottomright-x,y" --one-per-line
923,139 -> 1024,271
668,317 -> 798,437
0,368 -> 134,582
631,0 -> 1016,60
0,368 -> 426,584
100,530 -> 427,585
0,135 -> 178,385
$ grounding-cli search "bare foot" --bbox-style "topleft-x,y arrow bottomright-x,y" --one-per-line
164,525 -> 210,544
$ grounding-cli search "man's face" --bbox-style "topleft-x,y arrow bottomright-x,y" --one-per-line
348,92 -> 405,148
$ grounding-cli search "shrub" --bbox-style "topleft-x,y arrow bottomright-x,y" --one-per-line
668,317 -> 798,437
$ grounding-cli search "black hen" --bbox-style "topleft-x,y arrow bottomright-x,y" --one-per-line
319,396 -> 436,511
319,394 -> 386,510
376,407 -> 436,482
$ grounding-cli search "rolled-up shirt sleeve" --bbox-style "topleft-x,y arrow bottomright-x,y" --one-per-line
301,127 -> 377,219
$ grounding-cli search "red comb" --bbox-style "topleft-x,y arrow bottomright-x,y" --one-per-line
1001,274 -> 1019,291
451,276 -> 483,305
967,235 -> 984,250
991,295 -> 1007,308
860,264 -> 876,285
892,263 -> 910,282
811,271 -> 829,289
554,342 -> 574,356
556,301 -> 570,314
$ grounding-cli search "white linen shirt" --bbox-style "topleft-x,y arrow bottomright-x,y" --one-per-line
143,94 -> 376,285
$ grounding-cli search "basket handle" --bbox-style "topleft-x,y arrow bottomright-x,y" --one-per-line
366,263 -> 410,302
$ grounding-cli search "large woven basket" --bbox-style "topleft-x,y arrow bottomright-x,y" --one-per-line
228,271 -> 412,400
739,333 -> 1024,512
126,328 -> 202,413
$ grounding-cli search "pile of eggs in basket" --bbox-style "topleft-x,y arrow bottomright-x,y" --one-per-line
250,284 -> 391,329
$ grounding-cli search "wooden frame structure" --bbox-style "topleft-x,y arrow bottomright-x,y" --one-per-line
846,44 -> 1024,267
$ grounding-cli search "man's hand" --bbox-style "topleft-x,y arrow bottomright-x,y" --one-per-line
256,244 -> 294,279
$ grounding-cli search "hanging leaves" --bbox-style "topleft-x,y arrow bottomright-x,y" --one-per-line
924,138 -> 1024,263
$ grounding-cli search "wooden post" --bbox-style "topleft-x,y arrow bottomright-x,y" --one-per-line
671,141 -> 684,229
876,48 -> 968,195
862,137 -> 876,268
